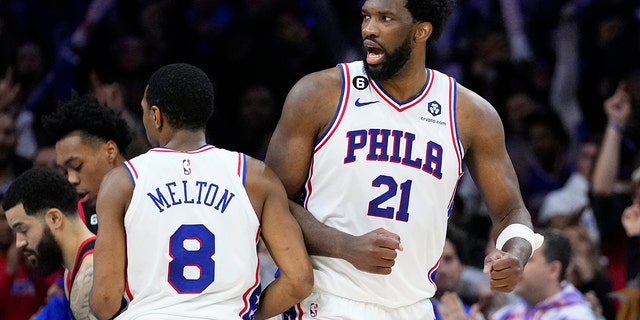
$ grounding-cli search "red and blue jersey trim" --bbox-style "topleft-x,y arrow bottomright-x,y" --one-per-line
148,145 -> 216,154
239,229 -> 262,319
428,256 -> 442,291
447,76 -> 463,176
370,68 -> 434,112
446,76 -> 464,215
237,152 -> 247,186
314,63 -> 351,152
124,228 -> 133,302
123,160 -> 138,187
305,63 -> 351,206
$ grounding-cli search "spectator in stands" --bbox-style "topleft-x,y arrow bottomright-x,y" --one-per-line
432,223 -> 483,320
562,223 -> 615,320
492,229 -> 597,320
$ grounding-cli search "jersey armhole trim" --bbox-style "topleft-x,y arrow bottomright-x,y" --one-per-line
237,153 -> 247,186
123,161 -> 138,187
447,76 -> 464,176
314,63 -> 350,152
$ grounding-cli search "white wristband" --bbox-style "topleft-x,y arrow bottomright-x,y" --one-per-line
495,224 -> 544,257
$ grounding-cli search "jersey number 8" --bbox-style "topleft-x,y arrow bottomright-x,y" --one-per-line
168,224 -> 215,294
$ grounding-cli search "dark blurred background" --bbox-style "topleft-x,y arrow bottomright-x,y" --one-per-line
0,0 -> 639,318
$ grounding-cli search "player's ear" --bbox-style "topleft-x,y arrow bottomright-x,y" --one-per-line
45,208 -> 64,230
151,105 -> 162,129
105,140 -> 119,163
414,21 -> 432,43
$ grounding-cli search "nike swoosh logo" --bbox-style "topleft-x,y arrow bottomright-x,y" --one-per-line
354,98 -> 379,107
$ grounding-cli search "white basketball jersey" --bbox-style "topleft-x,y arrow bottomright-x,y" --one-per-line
119,145 -> 261,320
305,61 -> 464,307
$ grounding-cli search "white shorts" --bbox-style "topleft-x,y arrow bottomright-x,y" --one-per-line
279,290 -> 435,320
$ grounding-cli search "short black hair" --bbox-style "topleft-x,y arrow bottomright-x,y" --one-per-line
41,93 -> 132,155
405,0 -> 455,42
2,167 -> 78,217
145,63 -> 214,130
538,228 -> 572,281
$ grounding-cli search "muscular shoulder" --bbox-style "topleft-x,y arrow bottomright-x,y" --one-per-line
288,66 -> 342,106
100,166 -> 133,191
455,83 -> 505,152
283,66 -> 343,133
94,166 -> 133,231
243,156 -> 286,220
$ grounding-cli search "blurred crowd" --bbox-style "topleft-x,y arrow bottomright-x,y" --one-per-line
0,0 -> 639,319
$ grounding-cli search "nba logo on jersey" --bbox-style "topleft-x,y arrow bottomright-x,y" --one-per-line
310,303 -> 318,317
182,159 -> 191,175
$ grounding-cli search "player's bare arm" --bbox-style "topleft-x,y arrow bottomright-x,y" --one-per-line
456,84 -> 533,292
265,68 -> 402,275
91,166 -> 131,320
266,68 -> 341,199
70,256 -> 99,320
244,157 -> 313,319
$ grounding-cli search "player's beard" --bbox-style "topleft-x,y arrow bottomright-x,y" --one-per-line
363,35 -> 412,82
32,227 -> 64,276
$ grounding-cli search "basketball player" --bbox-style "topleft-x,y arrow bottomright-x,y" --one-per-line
264,0 -> 542,318
2,167 -> 98,319
90,63 -> 313,320
41,94 -> 134,234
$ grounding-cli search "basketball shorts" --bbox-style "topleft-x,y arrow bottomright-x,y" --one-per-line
279,290 -> 435,319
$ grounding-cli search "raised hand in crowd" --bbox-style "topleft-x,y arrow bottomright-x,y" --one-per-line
0,68 -> 21,114
604,83 -> 632,128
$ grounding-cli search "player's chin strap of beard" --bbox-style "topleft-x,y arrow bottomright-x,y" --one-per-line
495,224 -> 545,258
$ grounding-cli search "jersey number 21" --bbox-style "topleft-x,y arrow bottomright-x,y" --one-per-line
368,175 -> 412,222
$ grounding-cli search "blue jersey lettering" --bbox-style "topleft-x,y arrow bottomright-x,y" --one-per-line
146,180 -> 236,213
344,128 -> 444,179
